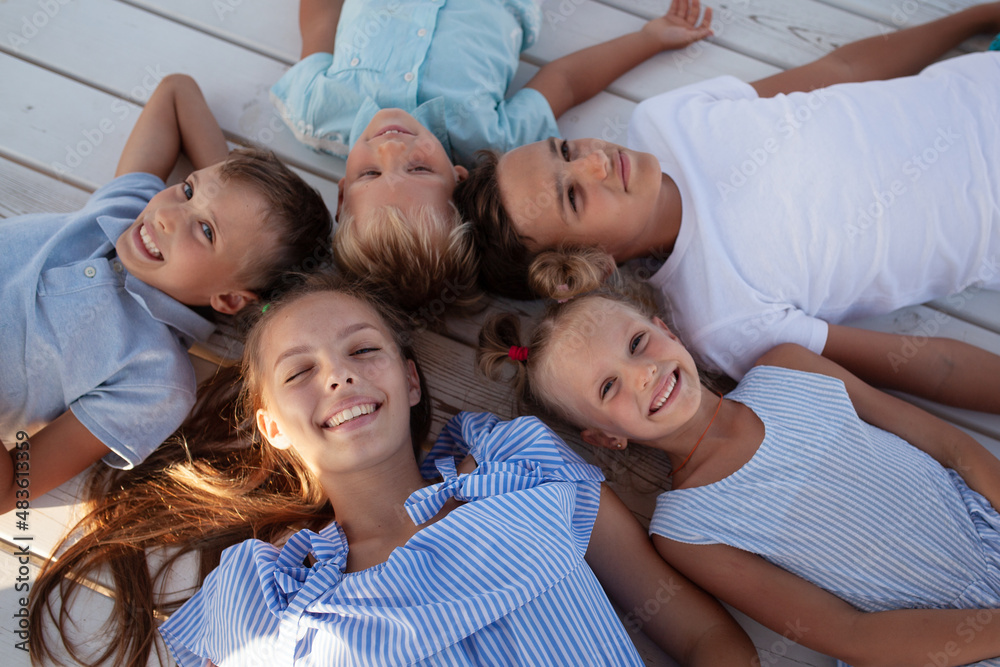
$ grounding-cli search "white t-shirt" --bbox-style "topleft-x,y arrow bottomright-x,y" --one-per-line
629,52 -> 1000,378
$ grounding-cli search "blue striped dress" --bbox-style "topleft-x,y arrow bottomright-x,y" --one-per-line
651,366 -> 1000,664
159,412 -> 644,667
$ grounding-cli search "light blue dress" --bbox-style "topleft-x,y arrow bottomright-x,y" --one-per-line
269,0 -> 559,166
651,366 -> 1000,665
160,412 -> 644,666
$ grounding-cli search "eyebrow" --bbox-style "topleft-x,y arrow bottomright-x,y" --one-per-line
548,138 -> 568,226
270,322 -> 381,371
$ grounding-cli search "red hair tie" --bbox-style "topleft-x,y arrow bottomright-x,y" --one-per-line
508,345 -> 529,362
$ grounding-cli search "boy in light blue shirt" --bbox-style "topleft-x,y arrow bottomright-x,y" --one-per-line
271,0 -> 713,312
0,74 -> 333,512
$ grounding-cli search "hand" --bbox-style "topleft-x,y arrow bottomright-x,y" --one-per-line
641,0 -> 714,51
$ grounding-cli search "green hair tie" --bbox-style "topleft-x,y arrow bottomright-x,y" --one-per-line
261,303 -> 271,314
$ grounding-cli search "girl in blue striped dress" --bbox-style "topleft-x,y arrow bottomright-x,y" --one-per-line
32,272 -> 753,667
479,284 -> 1000,666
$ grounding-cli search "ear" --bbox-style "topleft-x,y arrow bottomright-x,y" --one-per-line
405,359 -> 421,407
336,177 -> 346,221
454,165 -> 469,183
652,316 -> 678,340
581,428 -> 627,451
211,289 -> 258,315
256,408 -> 293,450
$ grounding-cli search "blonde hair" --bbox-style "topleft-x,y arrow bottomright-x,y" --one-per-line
477,271 -> 660,426
478,271 -> 728,429
334,204 -> 481,320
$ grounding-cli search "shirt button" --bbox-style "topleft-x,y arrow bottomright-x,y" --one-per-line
417,28 -> 427,37
84,266 -> 97,278
404,72 -> 415,82
350,57 -> 360,67
113,261 -> 124,273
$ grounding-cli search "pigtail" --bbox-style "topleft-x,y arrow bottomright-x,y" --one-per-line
477,313 -> 532,401
528,247 -> 617,301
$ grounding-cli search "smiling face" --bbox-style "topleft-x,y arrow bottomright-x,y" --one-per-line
496,137 -> 670,261
115,163 -> 273,314
537,299 -> 703,445
253,291 -> 422,478
339,108 -> 468,228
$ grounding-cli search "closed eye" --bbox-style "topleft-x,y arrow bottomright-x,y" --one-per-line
284,366 -> 312,384
351,346 -> 381,356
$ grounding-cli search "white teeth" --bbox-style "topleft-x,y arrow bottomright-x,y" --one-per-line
139,224 -> 162,259
651,373 -> 677,413
324,403 -> 377,428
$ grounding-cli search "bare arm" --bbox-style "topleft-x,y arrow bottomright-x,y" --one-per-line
526,0 -> 713,119
298,0 -> 343,59
586,484 -> 756,665
0,410 -> 110,514
822,324 -> 1000,414
752,2 -> 1000,97
115,74 -> 229,179
656,536 -> 1000,667
761,342 -> 1000,512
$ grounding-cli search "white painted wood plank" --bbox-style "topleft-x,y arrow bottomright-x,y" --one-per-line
929,288 -> 1000,334
530,0 -> 780,100
604,0 -> 898,68
0,54 -> 340,206
122,0 -> 301,64
0,158 -> 90,219
0,0 -> 346,182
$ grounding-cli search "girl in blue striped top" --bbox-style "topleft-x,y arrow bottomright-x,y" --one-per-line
31,272 -> 755,666
479,282 -> 1000,666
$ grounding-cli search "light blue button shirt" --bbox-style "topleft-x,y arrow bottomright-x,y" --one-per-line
0,173 -> 214,468
270,0 -> 559,167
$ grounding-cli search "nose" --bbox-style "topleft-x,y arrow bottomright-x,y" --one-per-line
375,137 -> 410,165
154,204 -> 184,233
633,362 -> 656,391
326,366 -> 355,391
571,150 -> 609,181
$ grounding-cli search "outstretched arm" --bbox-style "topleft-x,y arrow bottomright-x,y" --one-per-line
527,0 -> 713,119
0,410 -> 110,514
760,342 -> 1000,512
656,536 -> 1000,667
586,484 -> 756,665
115,74 -> 229,179
751,2 -> 1000,97
298,0 -> 343,59
822,324 -> 1000,414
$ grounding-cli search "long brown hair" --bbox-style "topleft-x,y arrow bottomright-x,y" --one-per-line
30,272 -> 431,667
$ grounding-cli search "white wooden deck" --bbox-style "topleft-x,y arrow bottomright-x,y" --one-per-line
2,0 -> 1000,664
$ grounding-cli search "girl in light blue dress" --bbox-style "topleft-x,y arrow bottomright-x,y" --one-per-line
479,282 -> 1000,666
31,272 -> 755,667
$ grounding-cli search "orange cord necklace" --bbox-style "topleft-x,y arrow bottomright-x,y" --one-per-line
671,391 -> 724,476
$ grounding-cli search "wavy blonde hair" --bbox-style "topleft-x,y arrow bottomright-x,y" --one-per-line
334,204 -> 481,322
